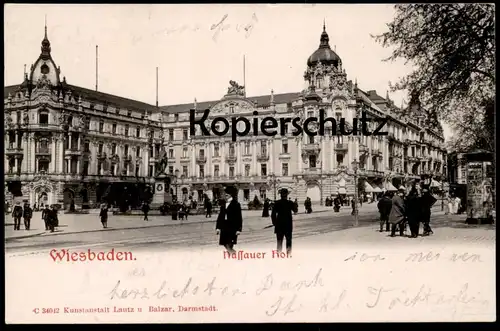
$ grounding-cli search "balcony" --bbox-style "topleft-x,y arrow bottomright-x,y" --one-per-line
257,153 -> 269,162
334,143 -> 348,151
359,144 -> 368,154
225,155 -> 237,163
35,148 -> 51,156
196,156 -> 207,164
64,148 -> 83,156
303,143 -> 320,153
97,152 -> 107,159
5,147 -> 23,156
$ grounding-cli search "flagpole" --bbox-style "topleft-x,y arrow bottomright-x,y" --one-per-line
243,55 -> 246,97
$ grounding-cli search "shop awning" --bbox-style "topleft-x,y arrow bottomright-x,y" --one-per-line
338,187 -> 347,195
372,186 -> 382,193
385,182 -> 398,191
364,181 -> 374,193
430,180 -> 441,188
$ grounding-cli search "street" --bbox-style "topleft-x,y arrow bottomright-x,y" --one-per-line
5,204 -> 494,256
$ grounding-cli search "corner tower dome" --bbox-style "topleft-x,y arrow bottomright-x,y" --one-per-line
29,20 -> 61,87
307,21 -> 342,67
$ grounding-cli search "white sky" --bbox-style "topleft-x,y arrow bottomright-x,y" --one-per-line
4,3 -> 451,140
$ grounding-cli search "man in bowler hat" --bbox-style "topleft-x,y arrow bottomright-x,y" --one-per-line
271,188 -> 298,255
216,186 -> 243,253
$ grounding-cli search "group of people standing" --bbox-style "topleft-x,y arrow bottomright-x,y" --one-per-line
378,184 -> 437,238
215,186 -> 299,255
10,201 -> 58,232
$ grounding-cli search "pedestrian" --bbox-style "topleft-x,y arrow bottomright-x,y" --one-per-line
23,203 -> 33,230
405,187 -> 421,238
99,204 -> 108,229
351,197 -> 356,216
48,205 -> 58,232
271,188 -> 298,255
204,195 -> 212,218
454,196 -> 462,214
12,202 -> 23,231
293,198 -> 299,215
377,191 -> 392,232
215,186 -> 242,254
142,202 -> 150,221
262,198 -> 270,217
304,197 -> 312,214
389,187 -> 406,237
420,187 -> 437,236
333,196 -> 341,212
42,205 -> 50,230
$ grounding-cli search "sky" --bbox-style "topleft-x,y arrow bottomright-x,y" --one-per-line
4,4 -> 451,140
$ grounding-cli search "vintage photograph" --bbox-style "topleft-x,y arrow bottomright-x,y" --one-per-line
4,4 -> 495,323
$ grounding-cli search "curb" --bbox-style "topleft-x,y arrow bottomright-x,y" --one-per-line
5,231 -> 47,241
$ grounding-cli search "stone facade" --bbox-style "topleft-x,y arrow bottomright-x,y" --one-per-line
4,24 -> 447,209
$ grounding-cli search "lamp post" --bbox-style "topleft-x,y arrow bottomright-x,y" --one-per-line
269,173 -> 281,201
319,160 -> 323,206
351,158 -> 359,226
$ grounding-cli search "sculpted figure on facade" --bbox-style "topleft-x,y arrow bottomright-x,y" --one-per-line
227,80 -> 245,96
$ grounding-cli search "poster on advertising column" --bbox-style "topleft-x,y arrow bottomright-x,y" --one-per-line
466,161 -> 490,221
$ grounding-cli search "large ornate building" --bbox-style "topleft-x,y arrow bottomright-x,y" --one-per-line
4,24 -> 448,209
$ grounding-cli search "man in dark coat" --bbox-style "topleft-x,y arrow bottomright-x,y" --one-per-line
405,187 -> 422,238
216,186 -> 243,253
23,203 -> 33,230
420,187 -> 437,236
142,202 -> 150,221
271,188 -> 298,255
377,192 -> 392,232
204,195 -> 212,218
42,205 -> 50,230
389,188 -> 406,237
99,204 -> 108,229
48,205 -> 59,232
12,202 -> 23,231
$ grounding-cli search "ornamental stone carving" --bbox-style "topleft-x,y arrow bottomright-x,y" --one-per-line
211,100 -> 254,115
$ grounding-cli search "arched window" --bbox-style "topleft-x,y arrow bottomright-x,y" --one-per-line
309,155 -> 317,168
41,64 -> 50,75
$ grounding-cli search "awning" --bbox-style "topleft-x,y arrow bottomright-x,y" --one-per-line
385,182 -> 398,191
372,186 -> 382,193
430,180 -> 441,188
364,181 -> 374,193
338,187 -> 347,195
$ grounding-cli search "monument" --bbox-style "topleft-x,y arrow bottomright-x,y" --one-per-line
152,149 -> 174,208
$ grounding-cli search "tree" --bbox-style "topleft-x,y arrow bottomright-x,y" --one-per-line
374,4 -> 495,152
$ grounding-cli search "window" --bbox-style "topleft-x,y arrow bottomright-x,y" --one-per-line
124,125 -> 129,136
149,165 -> 154,177
183,147 -> 188,158
282,141 -> 288,154
260,188 -> 267,199
336,154 -> 344,167
39,110 -> 49,125
98,143 -> 104,154
229,166 -> 235,177
261,164 -> 267,176
183,129 -> 188,140
308,111 -> 314,118
183,166 -> 188,177
136,126 -> 140,138
244,141 -> 250,155
98,162 -> 103,175
245,164 -> 250,177
99,121 -> 104,133
38,159 -> 49,172
282,163 -> 289,176
214,144 -> 220,157
309,155 -> 317,168
169,166 -> 174,174
230,105 -> 235,114
214,165 -> 219,177
243,189 -> 250,201
111,143 -> 117,155
115,107 -> 121,115
127,111 -> 132,117
112,123 -> 117,134
136,147 -> 141,158
199,165 -> 204,177
84,141 -> 90,153
335,112 -> 342,122
260,141 -> 267,155
124,145 -> 129,156
229,143 -> 235,156
135,165 -> 140,177
174,114 -> 179,122
169,129 -> 174,141
199,149 -> 205,158
168,149 -> 174,158
308,135 -> 315,144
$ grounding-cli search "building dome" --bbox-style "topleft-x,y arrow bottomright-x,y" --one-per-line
307,23 -> 341,67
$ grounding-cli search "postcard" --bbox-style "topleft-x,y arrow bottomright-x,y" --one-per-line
4,3 -> 496,323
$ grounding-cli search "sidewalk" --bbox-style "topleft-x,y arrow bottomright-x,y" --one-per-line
5,203 -> 356,240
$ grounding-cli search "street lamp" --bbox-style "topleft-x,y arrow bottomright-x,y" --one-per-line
269,173 -> 281,201
319,160 -> 323,206
351,158 -> 359,226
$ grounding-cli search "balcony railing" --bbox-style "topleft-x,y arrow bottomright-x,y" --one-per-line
196,156 -> 207,163
35,148 -> 51,155
5,147 -> 23,155
335,143 -> 348,151
303,143 -> 320,152
257,153 -> 269,161
225,155 -> 237,163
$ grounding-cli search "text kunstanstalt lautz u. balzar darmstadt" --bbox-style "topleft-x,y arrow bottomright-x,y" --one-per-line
190,109 -> 389,141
